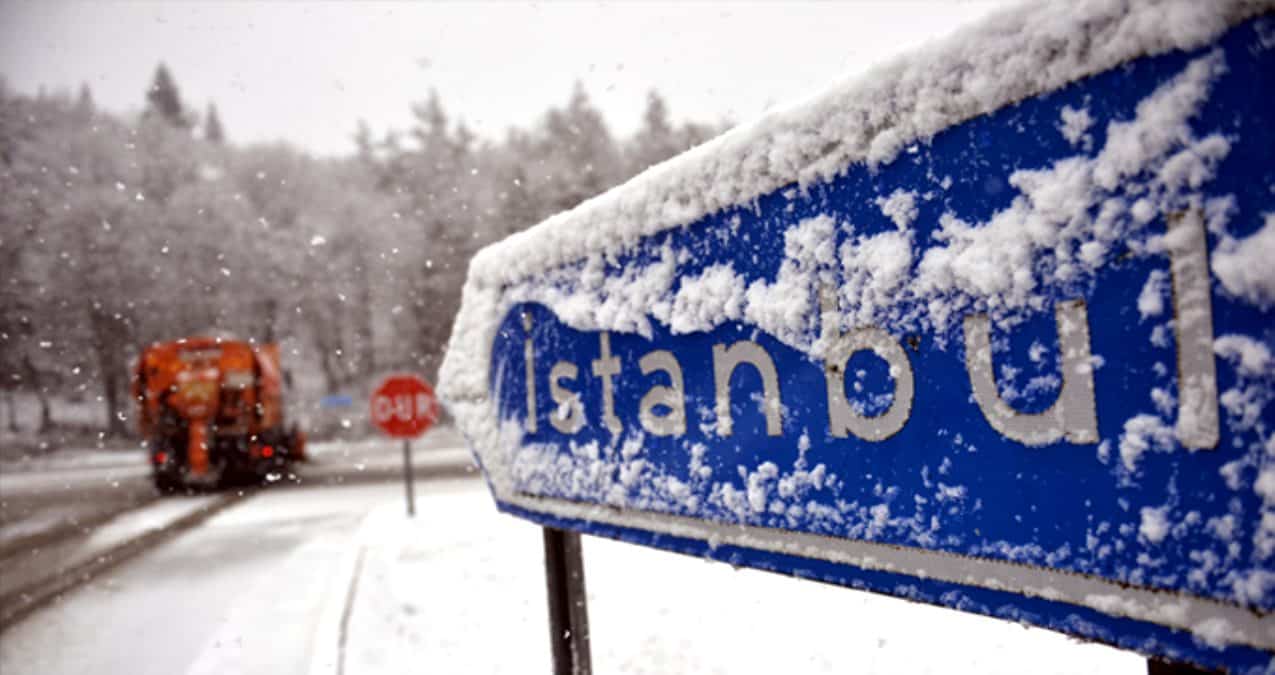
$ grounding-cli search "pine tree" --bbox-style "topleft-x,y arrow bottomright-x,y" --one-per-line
629,90 -> 680,173
409,89 -> 451,157
75,83 -> 95,120
205,103 -> 225,143
539,82 -> 621,212
353,119 -> 374,160
145,63 -> 188,129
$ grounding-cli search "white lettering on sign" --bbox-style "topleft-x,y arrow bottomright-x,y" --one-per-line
517,214 -> 1222,450
523,312 -> 537,433
372,393 -> 432,423
592,332 -> 623,435
373,396 -> 395,423
821,286 -> 914,442
964,299 -> 1099,446
1166,209 -> 1219,449
639,350 -> 686,437
713,341 -> 782,437
549,361 -> 585,434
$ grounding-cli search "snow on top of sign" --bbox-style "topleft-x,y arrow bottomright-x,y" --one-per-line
876,189 -> 920,230
1139,505 -> 1172,544
1213,213 -> 1275,309
669,263 -> 746,335
743,214 -> 837,343
453,37 -> 1246,384
1137,269 -> 1171,318
443,0 -> 1269,415
1215,335 -> 1272,377
1059,105 -> 1096,149
463,0 -> 1264,286
910,48 -> 1230,328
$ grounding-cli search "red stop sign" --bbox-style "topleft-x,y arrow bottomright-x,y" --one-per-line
371,374 -> 439,438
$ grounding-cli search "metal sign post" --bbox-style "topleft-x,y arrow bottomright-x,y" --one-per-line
543,527 -> 591,675
1148,659 -> 1212,675
402,439 -> 416,517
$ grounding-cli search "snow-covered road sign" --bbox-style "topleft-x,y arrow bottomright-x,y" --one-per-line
441,3 -> 1275,671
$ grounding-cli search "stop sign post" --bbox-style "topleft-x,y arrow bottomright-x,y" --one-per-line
371,374 -> 438,516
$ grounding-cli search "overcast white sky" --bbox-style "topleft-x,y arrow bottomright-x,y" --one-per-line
1,1 -> 1011,156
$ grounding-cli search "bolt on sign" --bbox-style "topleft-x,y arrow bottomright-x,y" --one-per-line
439,2 -> 1275,671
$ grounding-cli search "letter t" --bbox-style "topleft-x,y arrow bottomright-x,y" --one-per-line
592,332 -> 623,434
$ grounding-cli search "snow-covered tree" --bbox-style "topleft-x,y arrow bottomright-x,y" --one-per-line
0,65 -> 720,439
205,103 -> 225,144
144,63 -> 190,130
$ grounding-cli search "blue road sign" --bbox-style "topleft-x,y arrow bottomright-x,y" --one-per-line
444,7 -> 1275,671
320,394 -> 354,409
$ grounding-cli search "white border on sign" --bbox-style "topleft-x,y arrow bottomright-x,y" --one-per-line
509,492 -> 1275,651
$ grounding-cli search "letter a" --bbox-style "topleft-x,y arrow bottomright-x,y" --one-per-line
638,350 -> 686,437
820,287 -> 914,441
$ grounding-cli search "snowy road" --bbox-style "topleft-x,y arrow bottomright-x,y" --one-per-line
1,477 -> 1144,674
0,428 -> 475,550
0,452 -> 157,550
0,433 -> 479,639
0,481 -> 419,675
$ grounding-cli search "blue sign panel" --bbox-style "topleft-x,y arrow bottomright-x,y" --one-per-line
450,11 -> 1275,672
320,394 -> 354,409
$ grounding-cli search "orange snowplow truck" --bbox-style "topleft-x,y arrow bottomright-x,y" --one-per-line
133,337 -> 305,491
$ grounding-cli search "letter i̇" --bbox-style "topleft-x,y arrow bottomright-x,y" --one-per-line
523,311 -> 537,433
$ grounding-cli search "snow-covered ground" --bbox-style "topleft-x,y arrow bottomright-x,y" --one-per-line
303,425 -> 471,475
4,473 -> 1145,674
342,481 -> 1145,675
1,482 -> 384,675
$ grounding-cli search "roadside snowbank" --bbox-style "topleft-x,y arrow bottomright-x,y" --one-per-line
339,482 -> 1142,674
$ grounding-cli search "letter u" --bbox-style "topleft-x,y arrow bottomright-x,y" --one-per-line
964,300 -> 1098,446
